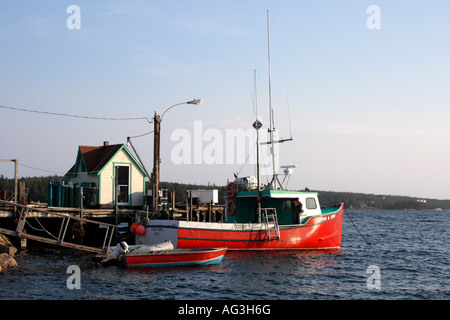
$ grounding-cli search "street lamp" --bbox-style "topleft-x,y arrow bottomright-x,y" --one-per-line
161,99 -> 202,120
152,99 -> 203,214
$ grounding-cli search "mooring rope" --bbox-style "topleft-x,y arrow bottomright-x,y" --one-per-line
26,216 -> 60,241
344,209 -> 372,248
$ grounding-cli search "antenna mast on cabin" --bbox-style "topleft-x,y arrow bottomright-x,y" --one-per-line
267,10 -> 277,189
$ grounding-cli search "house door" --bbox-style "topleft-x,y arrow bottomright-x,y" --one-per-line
115,165 -> 130,205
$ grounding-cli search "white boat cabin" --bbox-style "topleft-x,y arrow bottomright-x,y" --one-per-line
225,187 -> 322,225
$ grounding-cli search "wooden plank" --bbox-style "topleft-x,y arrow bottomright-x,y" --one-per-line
1,199 -> 149,219
0,200 -> 117,227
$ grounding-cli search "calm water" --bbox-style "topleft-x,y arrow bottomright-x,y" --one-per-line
0,210 -> 449,300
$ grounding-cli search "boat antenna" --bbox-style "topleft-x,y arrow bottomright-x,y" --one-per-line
267,9 -> 277,190
286,89 -> 293,140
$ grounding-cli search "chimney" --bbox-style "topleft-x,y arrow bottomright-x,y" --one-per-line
103,141 -> 109,147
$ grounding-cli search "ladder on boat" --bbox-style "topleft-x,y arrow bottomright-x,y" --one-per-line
260,208 -> 280,242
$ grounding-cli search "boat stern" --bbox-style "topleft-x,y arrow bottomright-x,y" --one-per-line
135,220 -> 180,248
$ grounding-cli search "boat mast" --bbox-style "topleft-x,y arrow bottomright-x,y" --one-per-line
253,69 -> 262,219
267,10 -> 277,190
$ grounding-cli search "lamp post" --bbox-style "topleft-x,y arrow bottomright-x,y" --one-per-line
152,99 -> 202,214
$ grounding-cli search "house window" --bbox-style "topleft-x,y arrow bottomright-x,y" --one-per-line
116,165 -> 130,205
306,197 -> 317,209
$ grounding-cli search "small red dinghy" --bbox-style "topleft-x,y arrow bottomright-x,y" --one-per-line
124,247 -> 227,268
114,241 -> 227,268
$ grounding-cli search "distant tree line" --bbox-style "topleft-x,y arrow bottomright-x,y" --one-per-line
0,174 -> 60,204
317,190 -> 450,210
1,175 -> 450,210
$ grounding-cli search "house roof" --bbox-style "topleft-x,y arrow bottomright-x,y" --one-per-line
65,143 -> 148,177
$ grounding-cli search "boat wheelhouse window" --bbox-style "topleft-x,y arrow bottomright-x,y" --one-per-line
306,198 -> 317,209
282,200 -> 292,212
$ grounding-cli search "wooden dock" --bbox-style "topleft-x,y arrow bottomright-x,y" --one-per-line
0,199 -> 139,253
0,202 -> 145,219
0,198 -> 225,254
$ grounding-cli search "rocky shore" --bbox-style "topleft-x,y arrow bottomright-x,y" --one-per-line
0,234 -> 18,272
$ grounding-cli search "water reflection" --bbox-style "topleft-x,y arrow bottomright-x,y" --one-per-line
225,249 -> 343,275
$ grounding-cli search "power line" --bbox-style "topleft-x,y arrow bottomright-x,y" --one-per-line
0,104 -> 152,123
128,130 -> 153,139
18,163 -> 66,175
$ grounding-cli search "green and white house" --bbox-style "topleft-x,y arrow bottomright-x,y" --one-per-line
65,141 -> 148,208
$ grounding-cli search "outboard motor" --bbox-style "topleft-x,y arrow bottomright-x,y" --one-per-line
117,241 -> 130,254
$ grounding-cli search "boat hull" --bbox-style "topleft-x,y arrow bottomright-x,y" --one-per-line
124,247 -> 227,267
137,204 -> 344,250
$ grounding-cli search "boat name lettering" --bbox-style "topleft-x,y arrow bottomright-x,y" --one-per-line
233,223 -> 253,230
150,227 -> 163,232
317,214 -> 336,222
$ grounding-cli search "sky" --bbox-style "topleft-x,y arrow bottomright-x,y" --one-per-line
1,1 -> 450,200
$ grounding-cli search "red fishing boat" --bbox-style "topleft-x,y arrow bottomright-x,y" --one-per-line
135,11 -> 344,251
137,192 -> 343,250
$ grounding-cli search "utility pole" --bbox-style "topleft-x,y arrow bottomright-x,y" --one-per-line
152,113 -> 161,214
0,159 -> 18,207
151,99 -> 202,215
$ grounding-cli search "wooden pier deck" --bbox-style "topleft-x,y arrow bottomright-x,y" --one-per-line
0,198 -> 225,253
0,203 -> 145,219
0,199 -> 143,253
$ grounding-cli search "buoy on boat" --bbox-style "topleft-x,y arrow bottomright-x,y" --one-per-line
227,199 -> 237,215
130,223 -> 140,233
135,224 -> 146,236
226,182 -> 237,198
